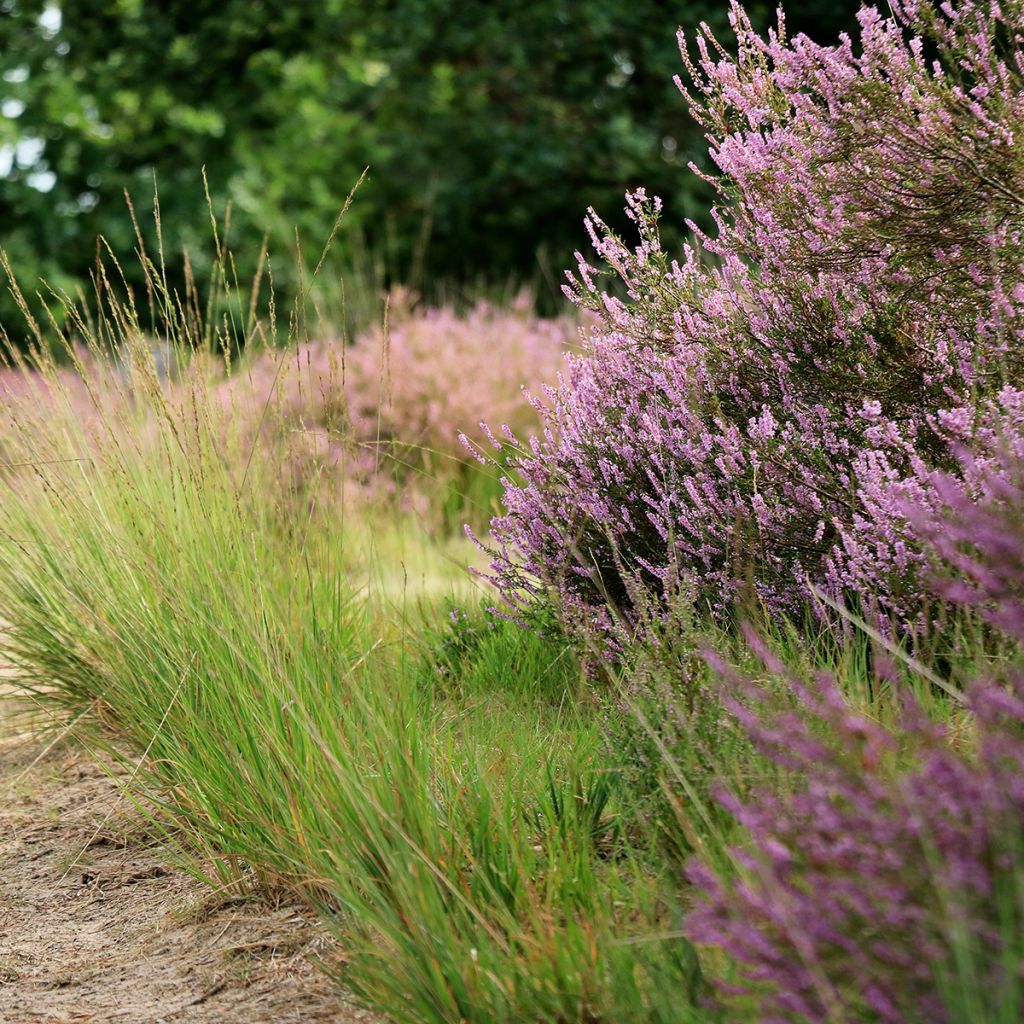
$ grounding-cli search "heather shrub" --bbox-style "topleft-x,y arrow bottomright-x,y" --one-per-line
479,0 -> 1024,646
684,454 -> 1024,1023
219,290 -> 575,528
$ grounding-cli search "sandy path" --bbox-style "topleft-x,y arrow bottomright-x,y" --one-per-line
0,705 -> 381,1024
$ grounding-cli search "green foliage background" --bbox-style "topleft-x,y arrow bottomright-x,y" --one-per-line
0,0 -> 859,337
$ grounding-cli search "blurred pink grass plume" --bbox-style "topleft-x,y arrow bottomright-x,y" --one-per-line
211,289 -> 577,517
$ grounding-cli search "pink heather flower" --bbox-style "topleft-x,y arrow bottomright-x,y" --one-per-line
477,0 -> 1024,649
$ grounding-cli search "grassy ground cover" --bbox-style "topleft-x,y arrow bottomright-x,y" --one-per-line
0,268 -> 711,1022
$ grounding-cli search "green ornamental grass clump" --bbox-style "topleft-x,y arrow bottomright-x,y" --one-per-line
0,249 -> 705,1023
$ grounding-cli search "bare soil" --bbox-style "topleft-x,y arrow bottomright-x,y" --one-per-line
0,708 -> 381,1024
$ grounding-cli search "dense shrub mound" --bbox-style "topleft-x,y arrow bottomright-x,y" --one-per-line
480,0 -> 1024,645
219,291 -> 574,523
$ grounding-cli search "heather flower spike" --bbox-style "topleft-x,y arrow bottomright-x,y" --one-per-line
686,457 -> 1024,1022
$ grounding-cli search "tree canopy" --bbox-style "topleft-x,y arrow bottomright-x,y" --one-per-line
0,0 -> 861,337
